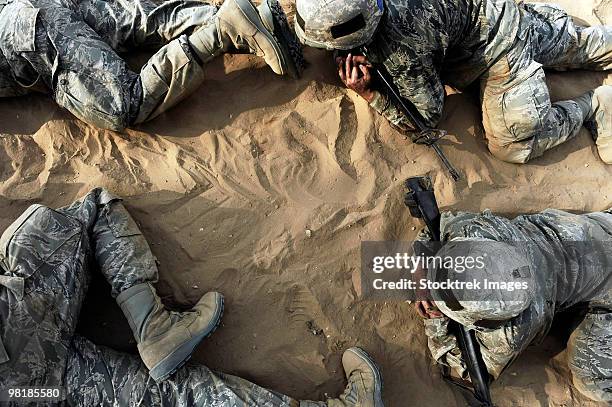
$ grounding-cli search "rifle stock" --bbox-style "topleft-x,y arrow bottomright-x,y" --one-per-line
404,176 -> 493,407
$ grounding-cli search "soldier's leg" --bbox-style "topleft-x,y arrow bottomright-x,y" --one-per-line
57,188 -> 156,296
567,309 -> 612,402
59,188 -> 224,382
481,62 -> 589,164
66,335 -> 297,406
0,203 -> 90,388
522,2 -> 611,70
481,5 -> 612,164
74,0 -> 217,51
22,2 -> 208,130
19,0 -> 298,130
478,12 -> 600,165
66,336 -> 383,407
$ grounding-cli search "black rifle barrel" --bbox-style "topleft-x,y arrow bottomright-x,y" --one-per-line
454,323 -> 494,406
360,46 -> 461,182
404,176 -> 493,407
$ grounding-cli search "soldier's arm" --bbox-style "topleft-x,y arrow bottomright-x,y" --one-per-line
425,308 -> 542,381
423,318 -> 517,380
423,317 -> 468,378
475,303 -> 546,379
369,54 -> 445,136
416,231 -> 469,376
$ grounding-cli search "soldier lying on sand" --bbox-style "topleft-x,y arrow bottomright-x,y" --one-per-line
296,0 -> 611,164
0,188 -> 383,407
0,0 -> 303,131
414,208 -> 612,402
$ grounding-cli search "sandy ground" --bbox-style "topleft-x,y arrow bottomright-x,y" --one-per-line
0,0 -> 611,406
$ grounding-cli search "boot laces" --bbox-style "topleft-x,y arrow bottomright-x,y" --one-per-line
339,375 -> 362,405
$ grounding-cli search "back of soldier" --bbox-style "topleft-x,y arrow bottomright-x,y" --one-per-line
441,209 -> 612,310
374,0 -> 521,89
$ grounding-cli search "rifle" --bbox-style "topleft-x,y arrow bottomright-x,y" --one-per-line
358,45 -> 461,182
404,176 -> 493,407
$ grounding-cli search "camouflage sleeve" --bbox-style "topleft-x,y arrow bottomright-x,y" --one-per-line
369,90 -> 416,133
475,327 -> 522,379
423,317 -> 468,378
369,54 -> 445,138
475,301 -> 548,379
424,318 -> 523,380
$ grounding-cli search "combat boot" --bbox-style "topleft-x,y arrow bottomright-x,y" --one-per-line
117,283 -> 224,382
576,85 -> 612,163
300,348 -> 384,407
188,0 -> 303,77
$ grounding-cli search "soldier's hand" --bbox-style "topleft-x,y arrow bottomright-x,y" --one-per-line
336,54 -> 375,103
415,300 -> 444,319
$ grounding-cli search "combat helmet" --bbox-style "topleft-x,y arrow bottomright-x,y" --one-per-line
294,0 -> 384,50
429,240 -> 536,329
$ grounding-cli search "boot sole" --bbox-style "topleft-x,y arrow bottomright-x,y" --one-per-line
232,0 -> 288,75
346,347 -> 385,407
258,0 -> 305,78
149,293 -> 225,382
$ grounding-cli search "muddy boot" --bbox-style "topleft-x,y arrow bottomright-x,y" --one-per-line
117,283 -> 224,382
188,0 -> 303,77
300,348 -> 384,407
576,85 -> 612,163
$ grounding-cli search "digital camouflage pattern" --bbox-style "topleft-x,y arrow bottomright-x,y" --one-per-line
0,189 -> 150,397
429,240 -> 537,325
421,209 -> 612,402
0,189 -> 296,406
480,3 -> 611,163
366,0 -> 518,130
365,0 -> 611,163
0,0 -> 304,131
294,0 -> 384,51
0,0 -> 218,130
66,335 -> 294,406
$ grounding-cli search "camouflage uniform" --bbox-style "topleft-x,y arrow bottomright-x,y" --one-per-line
0,0 -> 217,130
421,209 -> 612,402
0,189 -> 295,406
366,0 -> 612,163
66,335 -> 294,406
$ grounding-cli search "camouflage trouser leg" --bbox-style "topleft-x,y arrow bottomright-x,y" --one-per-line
567,309 -> 612,402
523,2 -> 612,71
70,0 -> 219,124
66,335 -> 297,406
74,0 -> 217,51
7,0 -> 215,130
59,188 -> 157,298
480,9 -> 589,164
0,202 -> 90,391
